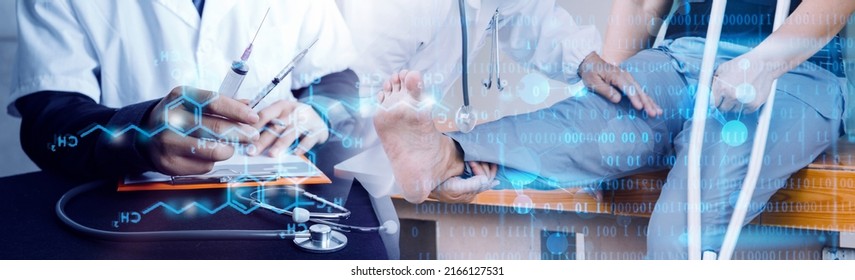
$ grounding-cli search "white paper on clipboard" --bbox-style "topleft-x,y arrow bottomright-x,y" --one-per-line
124,153 -> 321,185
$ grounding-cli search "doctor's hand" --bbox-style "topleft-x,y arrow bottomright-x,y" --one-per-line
144,86 -> 260,176
711,54 -> 780,113
579,52 -> 662,117
249,99 -> 329,157
430,162 -> 499,203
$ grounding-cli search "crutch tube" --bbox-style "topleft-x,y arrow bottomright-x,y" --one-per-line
717,0 -> 791,260
686,0 -> 728,261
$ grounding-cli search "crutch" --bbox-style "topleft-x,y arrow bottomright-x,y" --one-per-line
685,0 -> 791,260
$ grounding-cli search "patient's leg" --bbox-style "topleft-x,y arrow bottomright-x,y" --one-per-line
375,50 -> 691,203
646,77 -> 842,259
374,70 -> 467,203
447,49 -> 691,189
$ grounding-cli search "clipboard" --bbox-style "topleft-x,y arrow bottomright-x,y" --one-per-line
118,153 -> 331,192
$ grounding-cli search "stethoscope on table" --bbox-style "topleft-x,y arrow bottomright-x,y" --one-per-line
456,0 -> 504,133
56,181 -> 398,254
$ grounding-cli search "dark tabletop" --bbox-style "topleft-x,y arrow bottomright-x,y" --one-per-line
0,144 -> 388,260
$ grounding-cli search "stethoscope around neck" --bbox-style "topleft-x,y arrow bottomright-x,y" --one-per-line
456,0 -> 503,133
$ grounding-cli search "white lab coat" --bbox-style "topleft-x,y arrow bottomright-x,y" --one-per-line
339,0 -> 601,102
8,0 -> 356,116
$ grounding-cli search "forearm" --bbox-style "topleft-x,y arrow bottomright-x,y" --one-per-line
293,69 -> 361,141
15,92 -> 158,179
746,0 -> 855,77
602,0 -> 673,64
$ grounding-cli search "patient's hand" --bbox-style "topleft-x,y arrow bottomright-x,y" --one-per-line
579,52 -> 662,117
711,54 -> 779,113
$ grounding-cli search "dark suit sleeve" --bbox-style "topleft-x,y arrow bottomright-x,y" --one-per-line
292,69 -> 362,142
15,91 -> 159,180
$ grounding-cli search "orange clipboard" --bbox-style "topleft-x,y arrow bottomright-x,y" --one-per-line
117,154 -> 331,192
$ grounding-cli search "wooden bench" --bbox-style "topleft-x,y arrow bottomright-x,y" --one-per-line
465,139 -> 855,233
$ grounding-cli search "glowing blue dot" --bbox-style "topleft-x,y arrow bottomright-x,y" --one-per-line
546,233 -> 569,254
739,59 -> 751,70
505,168 -> 538,190
513,194 -> 534,214
517,73 -> 550,105
721,121 -> 748,147
735,83 -> 756,104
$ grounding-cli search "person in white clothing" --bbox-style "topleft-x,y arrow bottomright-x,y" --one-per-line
9,0 -> 361,178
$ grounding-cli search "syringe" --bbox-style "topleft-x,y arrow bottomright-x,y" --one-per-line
217,8 -> 271,98
249,38 -> 319,109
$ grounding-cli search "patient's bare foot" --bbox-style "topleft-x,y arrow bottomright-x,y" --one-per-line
374,70 -> 465,203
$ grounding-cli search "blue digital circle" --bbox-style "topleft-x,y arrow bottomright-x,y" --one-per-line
721,120 -> 748,147
546,233 -> 569,255
505,168 -> 538,190
577,86 -> 589,97
517,73 -> 550,105
735,83 -> 756,104
513,194 -> 534,214
739,59 -> 751,70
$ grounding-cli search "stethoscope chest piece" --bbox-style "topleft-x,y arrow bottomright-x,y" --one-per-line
294,224 -> 348,253
456,105 -> 476,133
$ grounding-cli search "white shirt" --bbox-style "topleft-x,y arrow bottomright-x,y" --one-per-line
9,0 -> 356,116
339,0 -> 602,103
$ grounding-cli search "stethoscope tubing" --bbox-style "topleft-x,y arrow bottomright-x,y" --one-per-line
56,180 -> 383,243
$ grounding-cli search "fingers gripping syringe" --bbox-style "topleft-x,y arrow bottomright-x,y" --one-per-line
218,8 -> 271,98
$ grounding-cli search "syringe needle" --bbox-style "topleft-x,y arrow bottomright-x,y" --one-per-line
249,38 -> 320,109
251,8 -> 271,45
241,7 -> 272,61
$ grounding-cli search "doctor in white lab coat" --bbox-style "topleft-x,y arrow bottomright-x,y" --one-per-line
9,0 -> 360,178
340,0 -> 601,107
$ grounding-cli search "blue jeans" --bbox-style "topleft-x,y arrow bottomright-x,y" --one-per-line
447,38 -> 845,259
